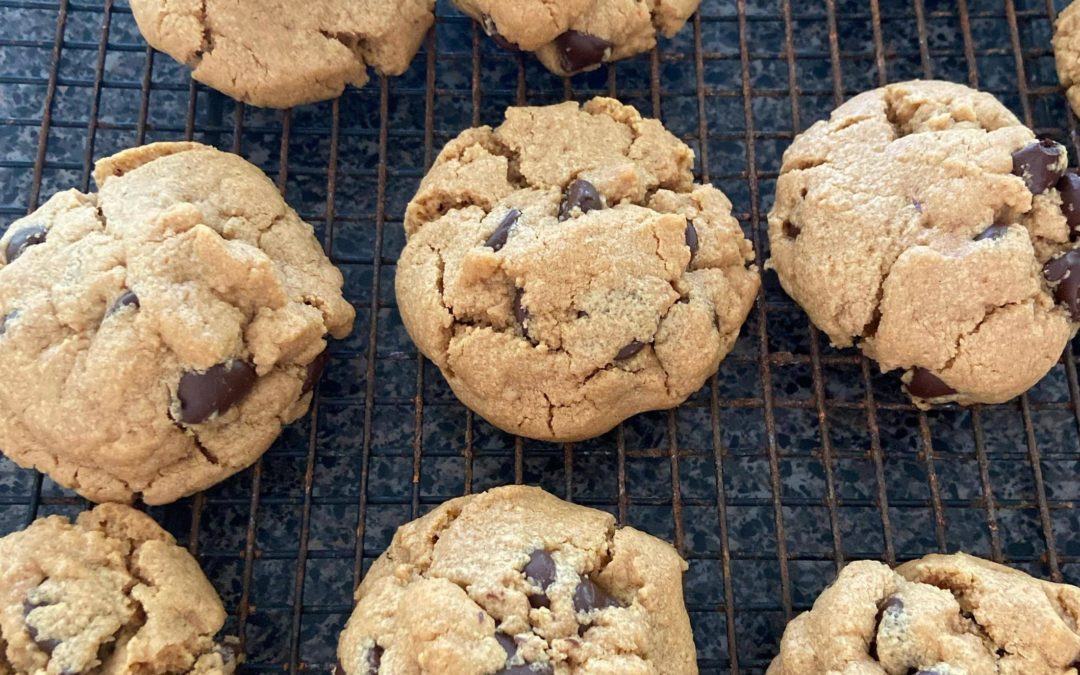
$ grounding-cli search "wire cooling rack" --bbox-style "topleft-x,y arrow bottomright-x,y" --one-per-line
2,0 -> 1079,672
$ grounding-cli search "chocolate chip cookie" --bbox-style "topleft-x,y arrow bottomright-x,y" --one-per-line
454,0 -> 700,76
768,79 -> 1080,409
769,553 -> 1080,675
336,485 -> 697,675
0,504 -> 238,675
0,142 -> 355,505
130,0 -> 436,108
1054,2 -> 1080,119
396,97 -> 759,442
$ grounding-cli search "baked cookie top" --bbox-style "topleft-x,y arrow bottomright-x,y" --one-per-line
0,142 -> 354,505
1054,2 -> 1080,119
768,553 -> 1080,675
767,79 -> 1079,408
337,485 -> 697,675
130,0 -> 435,108
454,0 -> 700,75
396,97 -> 759,442
0,504 -> 237,675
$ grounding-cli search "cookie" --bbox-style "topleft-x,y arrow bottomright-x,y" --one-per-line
336,485 -> 697,675
767,79 -> 1079,408
454,0 -> 700,76
1055,2 -> 1080,119
768,552 -> 1080,675
396,97 -> 759,442
0,142 -> 355,505
0,504 -> 238,675
130,0 -> 436,108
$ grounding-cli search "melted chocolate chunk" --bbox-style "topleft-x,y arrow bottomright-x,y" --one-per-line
303,349 -> 331,395
0,310 -> 17,337
333,662 -> 345,675
366,645 -> 383,674
558,179 -> 603,221
554,30 -> 613,74
906,368 -> 956,399
108,290 -> 140,315
974,224 -> 1009,241
23,599 -> 60,654
494,632 -> 552,675
615,341 -> 646,360
1012,138 -> 1066,195
177,360 -> 258,424
1045,250 -> 1080,320
685,222 -> 700,256
573,577 -> 620,612
485,209 -> 521,252
513,288 -> 529,335
1060,172 -> 1080,237
4,225 -> 48,264
482,15 -> 519,51
524,550 -> 556,609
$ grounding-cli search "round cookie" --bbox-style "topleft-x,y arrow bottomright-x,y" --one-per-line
0,504 -> 238,675
336,485 -> 697,675
0,142 -> 355,505
767,79 -> 1080,408
1054,2 -> 1080,119
768,552 -> 1080,675
130,0 -> 436,108
396,97 -> 760,442
454,0 -> 700,76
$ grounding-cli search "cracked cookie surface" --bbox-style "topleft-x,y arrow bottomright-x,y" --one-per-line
130,0 -> 435,108
453,0 -> 699,76
396,97 -> 759,442
768,553 -> 1080,675
0,504 -> 238,675
1055,2 -> 1080,119
767,79 -> 1079,408
336,485 -> 697,675
0,142 -> 355,505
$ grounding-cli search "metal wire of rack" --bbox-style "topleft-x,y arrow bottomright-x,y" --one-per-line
1,0 -> 1079,673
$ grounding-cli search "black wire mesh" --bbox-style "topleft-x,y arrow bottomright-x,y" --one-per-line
1,0 -> 1079,673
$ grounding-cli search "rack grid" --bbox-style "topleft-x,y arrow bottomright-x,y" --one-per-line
1,0 -> 1079,673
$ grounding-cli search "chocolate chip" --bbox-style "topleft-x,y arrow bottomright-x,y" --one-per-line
1012,138 -> 1066,195
974,224 -> 1009,241
524,549 -> 556,589
1045,250 -> 1080,320
366,645 -> 383,674
23,599 -> 59,655
303,349 -> 331,395
573,577 -> 620,612
558,179 -> 603,221
4,225 -> 48,264
1059,171 -> 1080,237
513,289 -> 530,336
615,341 -> 646,360
485,209 -> 521,252
782,220 -> 801,239
880,595 -> 903,614
685,222 -> 699,256
177,360 -> 258,424
554,30 -> 613,74
906,368 -> 956,399
333,661 -> 345,675
108,290 -> 140,315
0,310 -> 17,337
494,632 -> 552,675
495,632 -> 517,658
481,15 -> 519,51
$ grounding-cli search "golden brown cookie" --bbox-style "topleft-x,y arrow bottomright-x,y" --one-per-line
130,0 -> 436,108
455,0 -> 700,76
768,553 -> 1080,675
0,504 -> 238,675
396,97 -> 759,442
1054,2 -> 1080,119
767,79 -> 1080,409
336,485 -> 697,675
0,142 -> 355,505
